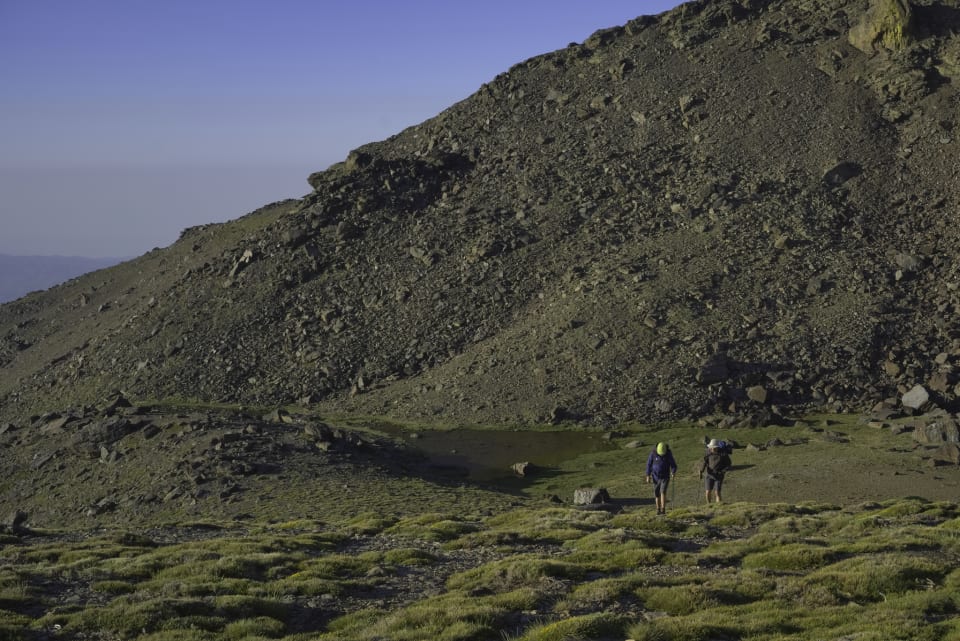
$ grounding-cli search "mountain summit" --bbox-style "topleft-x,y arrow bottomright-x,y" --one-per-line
2,0 -> 960,427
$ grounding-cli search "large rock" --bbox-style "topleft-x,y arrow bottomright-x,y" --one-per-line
2,510 -> 28,534
79,417 -> 137,446
901,385 -> 930,410
746,385 -> 768,404
927,371 -> 952,394
912,415 -> 960,445
101,392 -> 133,415
697,354 -> 730,385
935,443 -> 960,465
849,0 -> 914,53
511,462 -> 535,477
573,487 -> 611,505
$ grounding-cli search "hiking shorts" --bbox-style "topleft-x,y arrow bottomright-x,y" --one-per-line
653,478 -> 670,498
705,475 -> 723,492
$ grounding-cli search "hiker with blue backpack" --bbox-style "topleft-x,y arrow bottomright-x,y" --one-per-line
700,438 -> 732,503
645,442 -> 678,515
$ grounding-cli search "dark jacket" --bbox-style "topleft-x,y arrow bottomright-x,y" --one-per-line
700,452 -> 732,480
646,449 -> 678,482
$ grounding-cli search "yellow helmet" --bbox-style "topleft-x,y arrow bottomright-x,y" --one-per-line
657,442 -> 667,455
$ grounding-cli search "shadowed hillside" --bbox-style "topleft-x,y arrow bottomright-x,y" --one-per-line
2,0 -> 960,428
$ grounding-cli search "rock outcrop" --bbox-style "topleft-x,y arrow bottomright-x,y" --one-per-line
849,0 -> 915,52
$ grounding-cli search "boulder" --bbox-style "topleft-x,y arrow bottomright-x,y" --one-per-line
870,402 -> 901,420
511,462 -> 535,477
101,392 -> 133,415
746,385 -> 768,404
697,353 -> 730,385
80,417 -> 136,445
901,385 -> 930,410
822,161 -> 862,186
894,253 -> 921,274
304,422 -> 333,439
40,416 -> 70,434
927,371 -> 952,394
573,487 -> 611,506
935,443 -> 960,465
263,408 -> 294,424
3,510 -> 28,534
228,249 -> 255,278
85,498 -> 117,517
849,0 -> 914,53
882,360 -> 902,377
550,406 -> 573,424
912,415 -> 960,445
30,453 -> 55,470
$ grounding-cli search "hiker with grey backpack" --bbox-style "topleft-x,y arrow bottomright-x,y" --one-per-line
700,438 -> 732,503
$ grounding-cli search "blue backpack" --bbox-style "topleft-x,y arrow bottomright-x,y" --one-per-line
651,453 -> 669,477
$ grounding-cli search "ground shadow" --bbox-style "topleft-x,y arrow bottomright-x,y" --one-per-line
915,4 -> 960,37
615,497 -> 657,508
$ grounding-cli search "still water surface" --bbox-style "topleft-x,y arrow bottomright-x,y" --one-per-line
384,428 -> 619,481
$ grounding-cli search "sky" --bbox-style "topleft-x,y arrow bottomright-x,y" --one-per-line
0,1 -> 684,258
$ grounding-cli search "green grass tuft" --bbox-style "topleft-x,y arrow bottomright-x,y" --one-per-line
512,612 -> 627,641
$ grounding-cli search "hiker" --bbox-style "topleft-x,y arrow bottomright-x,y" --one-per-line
700,438 -> 732,503
645,442 -> 678,515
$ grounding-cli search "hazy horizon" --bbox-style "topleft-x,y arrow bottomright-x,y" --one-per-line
1,1 -> 684,259
0,164 -> 314,259
0,253 -> 127,303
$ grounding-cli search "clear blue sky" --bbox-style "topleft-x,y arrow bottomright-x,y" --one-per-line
0,1 -> 683,258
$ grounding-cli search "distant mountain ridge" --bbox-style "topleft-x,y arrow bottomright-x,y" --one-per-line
0,254 -> 124,303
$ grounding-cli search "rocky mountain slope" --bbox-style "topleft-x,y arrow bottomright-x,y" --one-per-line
2,0 -> 960,429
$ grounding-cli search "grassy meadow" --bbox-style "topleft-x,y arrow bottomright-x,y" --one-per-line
1,413 -> 959,640
1,499 -> 959,640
